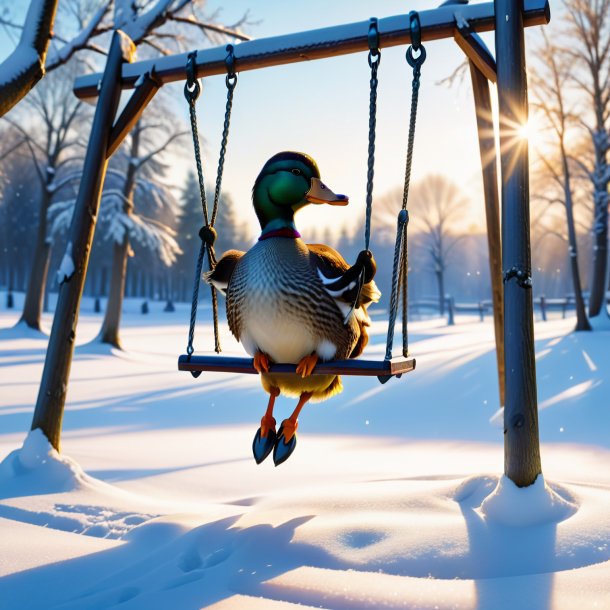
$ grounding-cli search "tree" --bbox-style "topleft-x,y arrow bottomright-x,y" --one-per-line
98,118 -> 183,347
5,64 -> 88,330
563,0 -> 610,317
530,31 -> 591,330
378,176 -> 469,315
0,132 -> 40,298
0,0 -> 251,116
49,116 -> 184,347
0,0 -> 58,116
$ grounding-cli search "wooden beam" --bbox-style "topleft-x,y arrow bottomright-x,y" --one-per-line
469,61 -> 505,407
107,71 -> 160,158
73,0 -> 550,100
31,31 -> 132,451
178,355 -> 416,377
455,17 -> 497,82
495,0 -> 542,487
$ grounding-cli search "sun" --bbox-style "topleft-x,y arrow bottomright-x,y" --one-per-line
516,116 -> 546,151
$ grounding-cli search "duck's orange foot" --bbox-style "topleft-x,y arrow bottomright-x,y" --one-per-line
279,418 -> 298,443
253,350 -> 271,373
260,413 -> 276,439
296,353 -> 319,378
273,419 -> 299,466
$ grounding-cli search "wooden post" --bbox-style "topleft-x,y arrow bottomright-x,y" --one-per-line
495,0 -> 543,487
469,62 -> 506,407
30,31 -> 134,450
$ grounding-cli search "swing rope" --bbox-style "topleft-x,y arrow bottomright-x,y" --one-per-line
184,45 -> 237,365
383,11 -> 426,362
343,18 -> 381,324
364,18 -> 380,253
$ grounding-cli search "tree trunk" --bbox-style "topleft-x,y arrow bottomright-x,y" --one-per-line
20,189 -> 52,330
97,122 -> 140,348
588,135 -> 609,317
98,238 -> 130,348
588,228 -> 608,317
562,151 -> 591,331
436,268 -> 445,315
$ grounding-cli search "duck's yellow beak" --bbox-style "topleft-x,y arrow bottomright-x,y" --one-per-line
305,177 -> 349,206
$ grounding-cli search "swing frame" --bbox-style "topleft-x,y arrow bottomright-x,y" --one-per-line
32,0 -> 549,488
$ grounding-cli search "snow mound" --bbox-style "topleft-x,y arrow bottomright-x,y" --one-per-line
479,474 -> 578,527
0,430 -> 160,538
0,320 -> 48,339
0,429 -> 94,494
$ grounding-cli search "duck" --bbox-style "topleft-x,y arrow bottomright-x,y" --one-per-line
206,151 -> 380,466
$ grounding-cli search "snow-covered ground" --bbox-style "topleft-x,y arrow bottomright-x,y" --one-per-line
0,296 -> 608,610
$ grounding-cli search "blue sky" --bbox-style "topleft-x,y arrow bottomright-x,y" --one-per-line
187,0 -> 494,237
1,1 -> 553,238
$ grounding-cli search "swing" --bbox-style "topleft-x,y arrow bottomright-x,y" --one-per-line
178,13 -> 426,384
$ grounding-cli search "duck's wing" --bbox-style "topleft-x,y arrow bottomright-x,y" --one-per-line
307,243 -> 381,359
204,249 -> 245,296
307,243 -> 381,308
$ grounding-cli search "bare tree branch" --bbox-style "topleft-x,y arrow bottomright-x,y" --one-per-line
0,0 -> 58,117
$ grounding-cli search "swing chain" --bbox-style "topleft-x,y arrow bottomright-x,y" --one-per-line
364,17 -> 380,253
384,10 -> 426,361
384,209 -> 408,361
184,46 -> 238,360
213,44 -> 237,227
343,18 -> 380,325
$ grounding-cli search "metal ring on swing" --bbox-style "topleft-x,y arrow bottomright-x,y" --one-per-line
367,17 -> 380,67
225,44 -> 238,90
406,11 -> 427,68
184,51 -> 201,102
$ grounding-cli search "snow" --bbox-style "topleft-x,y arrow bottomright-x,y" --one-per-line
477,474 -> 577,526
0,302 -> 609,609
56,241 -> 75,284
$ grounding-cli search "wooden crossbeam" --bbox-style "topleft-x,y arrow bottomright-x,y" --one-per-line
107,71 -> 160,157
73,0 -> 549,100
178,355 -> 416,377
454,17 -> 497,83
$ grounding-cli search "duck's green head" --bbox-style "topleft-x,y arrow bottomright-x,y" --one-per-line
252,151 -> 348,234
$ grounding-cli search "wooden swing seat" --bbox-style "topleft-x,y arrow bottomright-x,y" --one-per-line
178,354 -> 416,378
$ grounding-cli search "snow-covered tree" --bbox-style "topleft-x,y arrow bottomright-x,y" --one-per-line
49,115 -> 184,347
530,31 -> 591,331
3,64 -> 88,330
562,0 -> 610,318
0,0 -> 251,116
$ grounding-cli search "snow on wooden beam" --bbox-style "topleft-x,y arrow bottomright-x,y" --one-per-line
74,0 -> 550,100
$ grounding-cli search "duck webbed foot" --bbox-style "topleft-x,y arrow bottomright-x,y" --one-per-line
274,392 -> 312,466
253,350 -> 271,373
252,386 -> 280,465
295,353 -> 319,378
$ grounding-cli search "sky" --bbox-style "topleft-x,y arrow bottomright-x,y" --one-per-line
175,0 -> 497,237
0,0 -> 555,240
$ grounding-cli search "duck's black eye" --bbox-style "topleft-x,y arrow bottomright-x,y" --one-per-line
291,168 -> 302,176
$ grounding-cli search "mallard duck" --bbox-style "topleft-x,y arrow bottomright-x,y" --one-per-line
207,151 -> 379,466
